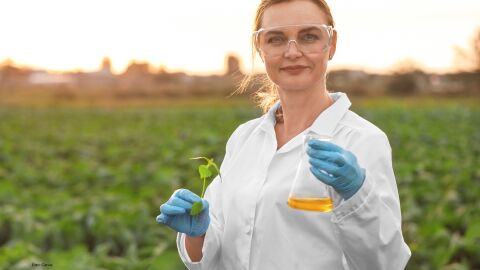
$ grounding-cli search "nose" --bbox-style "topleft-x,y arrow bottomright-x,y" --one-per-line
284,40 -> 302,58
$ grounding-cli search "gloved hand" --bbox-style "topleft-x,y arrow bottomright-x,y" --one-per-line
307,139 -> 366,200
156,189 -> 210,237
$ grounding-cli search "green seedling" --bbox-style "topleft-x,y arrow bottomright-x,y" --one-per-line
189,156 -> 222,216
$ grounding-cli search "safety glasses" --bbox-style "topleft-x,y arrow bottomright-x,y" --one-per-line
253,24 -> 334,57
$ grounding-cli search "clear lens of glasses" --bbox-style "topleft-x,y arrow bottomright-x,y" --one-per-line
287,132 -> 333,212
254,24 -> 333,57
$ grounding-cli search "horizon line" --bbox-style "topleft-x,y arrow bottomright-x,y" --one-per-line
1,57 -> 475,76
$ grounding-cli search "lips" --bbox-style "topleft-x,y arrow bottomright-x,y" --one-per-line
280,65 -> 308,75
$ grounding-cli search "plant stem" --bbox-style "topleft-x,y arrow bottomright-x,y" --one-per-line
200,177 -> 206,198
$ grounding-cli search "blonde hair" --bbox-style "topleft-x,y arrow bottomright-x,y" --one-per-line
234,0 -> 335,113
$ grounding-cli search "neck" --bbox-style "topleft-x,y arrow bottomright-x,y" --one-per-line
275,86 -> 333,137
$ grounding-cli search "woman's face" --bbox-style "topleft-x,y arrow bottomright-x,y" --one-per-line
259,0 -> 336,92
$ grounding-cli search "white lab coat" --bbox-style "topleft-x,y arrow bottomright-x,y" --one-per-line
176,92 -> 411,270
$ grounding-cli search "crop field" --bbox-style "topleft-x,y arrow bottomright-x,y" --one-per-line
0,97 -> 479,270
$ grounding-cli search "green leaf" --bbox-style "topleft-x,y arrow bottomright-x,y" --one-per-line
190,201 -> 203,216
198,165 -> 212,179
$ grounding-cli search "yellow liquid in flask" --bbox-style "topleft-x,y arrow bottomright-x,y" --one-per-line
287,197 -> 333,212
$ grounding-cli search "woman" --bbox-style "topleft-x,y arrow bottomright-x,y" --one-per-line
156,0 -> 411,269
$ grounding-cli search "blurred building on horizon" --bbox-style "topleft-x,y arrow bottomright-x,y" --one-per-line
0,54 -> 479,99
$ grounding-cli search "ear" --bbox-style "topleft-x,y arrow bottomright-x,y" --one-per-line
328,30 -> 337,61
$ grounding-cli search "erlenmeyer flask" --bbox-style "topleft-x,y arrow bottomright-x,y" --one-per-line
287,132 -> 333,212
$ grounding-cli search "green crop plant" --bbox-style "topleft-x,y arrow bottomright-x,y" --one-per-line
189,157 -> 222,216
0,99 -> 478,269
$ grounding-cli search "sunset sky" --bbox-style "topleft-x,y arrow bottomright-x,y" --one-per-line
1,0 -> 479,75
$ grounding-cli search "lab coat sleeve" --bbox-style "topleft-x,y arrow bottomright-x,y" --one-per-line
331,132 -> 411,270
176,124 -> 243,270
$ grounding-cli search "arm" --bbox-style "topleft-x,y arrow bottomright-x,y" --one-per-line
176,175 -> 224,270
332,133 -> 411,270
175,124 -> 243,269
308,132 -> 411,269
185,234 -> 206,262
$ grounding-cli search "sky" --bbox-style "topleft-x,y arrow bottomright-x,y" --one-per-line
0,0 -> 479,75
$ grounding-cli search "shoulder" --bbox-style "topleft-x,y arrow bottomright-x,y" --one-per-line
339,110 -> 384,135
225,115 -> 265,152
337,110 -> 391,150
233,116 -> 264,138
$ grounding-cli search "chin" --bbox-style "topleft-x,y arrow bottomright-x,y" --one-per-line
277,81 -> 313,92
275,76 -> 317,92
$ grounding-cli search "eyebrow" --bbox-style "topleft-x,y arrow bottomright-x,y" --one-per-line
264,27 -> 319,35
299,27 -> 319,33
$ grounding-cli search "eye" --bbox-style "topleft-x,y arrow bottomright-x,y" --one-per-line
301,33 -> 321,42
266,35 -> 286,45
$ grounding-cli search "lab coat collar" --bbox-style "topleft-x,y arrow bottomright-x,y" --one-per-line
254,100 -> 281,136
308,92 -> 352,137
254,92 -> 352,146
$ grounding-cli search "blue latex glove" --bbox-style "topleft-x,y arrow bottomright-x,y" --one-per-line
156,189 -> 210,237
307,140 -> 366,200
